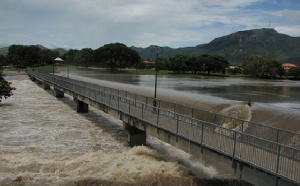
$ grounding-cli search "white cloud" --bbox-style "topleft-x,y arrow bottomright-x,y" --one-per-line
0,0 -> 299,49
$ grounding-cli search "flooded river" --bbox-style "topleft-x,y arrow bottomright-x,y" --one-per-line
70,70 -> 300,111
66,70 -> 300,133
1,74 -> 253,186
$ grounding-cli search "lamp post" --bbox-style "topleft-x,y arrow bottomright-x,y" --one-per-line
66,56 -> 69,78
52,62 -> 55,75
153,45 -> 163,111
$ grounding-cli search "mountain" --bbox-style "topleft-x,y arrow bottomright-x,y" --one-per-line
1,28 -> 299,65
33,44 -> 68,55
205,28 -> 300,64
131,28 -> 300,65
0,46 -> 9,56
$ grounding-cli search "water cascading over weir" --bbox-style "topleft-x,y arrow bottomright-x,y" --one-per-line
26,70 -> 300,186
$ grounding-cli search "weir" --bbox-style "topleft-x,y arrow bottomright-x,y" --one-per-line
26,71 -> 300,186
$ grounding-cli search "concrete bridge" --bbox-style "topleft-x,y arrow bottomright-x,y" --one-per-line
27,71 -> 300,186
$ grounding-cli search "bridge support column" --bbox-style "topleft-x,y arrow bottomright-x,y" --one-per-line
54,88 -> 64,98
75,98 -> 89,113
123,123 -> 146,147
36,80 -> 42,84
43,83 -> 50,90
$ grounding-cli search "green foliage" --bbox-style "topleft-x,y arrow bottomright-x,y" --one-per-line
38,49 -> 59,65
0,55 -> 8,66
167,54 -> 190,73
166,53 -> 229,75
242,54 -> 284,78
7,45 -> 40,68
94,43 -> 140,70
0,70 -> 15,102
286,67 -> 300,79
62,49 -> 79,64
7,45 -> 59,68
68,48 -> 94,67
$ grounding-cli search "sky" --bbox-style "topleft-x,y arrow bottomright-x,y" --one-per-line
0,0 -> 300,49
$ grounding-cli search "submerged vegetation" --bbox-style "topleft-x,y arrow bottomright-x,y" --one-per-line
0,69 -> 15,102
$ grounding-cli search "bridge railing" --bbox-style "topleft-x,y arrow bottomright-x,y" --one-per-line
30,71 -> 300,148
27,71 -> 300,184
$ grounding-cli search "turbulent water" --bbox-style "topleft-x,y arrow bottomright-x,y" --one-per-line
1,75 -> 241,186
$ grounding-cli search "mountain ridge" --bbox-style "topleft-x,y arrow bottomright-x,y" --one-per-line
131,28 -> 300,64
1,28 -> 299,65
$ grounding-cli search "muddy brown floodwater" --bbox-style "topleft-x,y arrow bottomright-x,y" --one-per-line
0,73 -> 252,186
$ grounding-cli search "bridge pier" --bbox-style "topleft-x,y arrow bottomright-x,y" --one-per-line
75,98 -> 89,113
36,79 -> 42,84
54,88 -> 64,98
123,122 -> 146,147
43,83 -> 51,90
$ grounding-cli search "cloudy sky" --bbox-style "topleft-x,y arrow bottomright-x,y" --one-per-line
0,0 -> 299,49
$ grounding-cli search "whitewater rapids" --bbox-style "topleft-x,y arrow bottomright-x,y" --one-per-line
0,75 -> 223,186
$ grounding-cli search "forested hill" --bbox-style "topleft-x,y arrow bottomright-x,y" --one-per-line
1,28 -> 300,65
131,28 -> 300,65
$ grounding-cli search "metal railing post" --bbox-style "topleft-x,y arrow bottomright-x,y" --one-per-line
201,122 -> 204,153
232,131 -> 237,168
276,145 -> 281,174
129,99 -> 131,114
156,107 -> 160,133
176,114 -> 179,142
275,144 -> 282,186
142,103 -> 144,120
276,129 -> 280,143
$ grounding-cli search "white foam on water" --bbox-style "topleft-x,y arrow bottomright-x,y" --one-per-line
0,78 -> 219,185
217,103 -> 252,131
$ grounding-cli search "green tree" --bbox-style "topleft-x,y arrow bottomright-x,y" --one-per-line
74,48 -> 94,67
0,55 -> 8,66
24,46 -> 41,67
0,69 -> 15,102
7,45 -> 42,68
7,45 -> 25,68
167,54 -> 190,73
286,67 -> 300,80
198,54 -> 229,75
94,43 -> 140,70
63,49 -> 79,65
210,55 -> 229,75
242,55 -> 283,78
187,56 -> 204,74
39,49 -> 59,65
